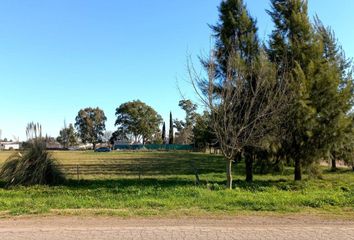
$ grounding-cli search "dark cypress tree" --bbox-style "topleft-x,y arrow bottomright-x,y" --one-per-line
162,122 -> 166,144
168,112 -> 174,144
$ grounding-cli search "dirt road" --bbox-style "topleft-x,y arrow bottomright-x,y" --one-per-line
0,215 -> 353,240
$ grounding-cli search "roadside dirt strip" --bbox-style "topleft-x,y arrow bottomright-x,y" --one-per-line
0,215 -> 353,240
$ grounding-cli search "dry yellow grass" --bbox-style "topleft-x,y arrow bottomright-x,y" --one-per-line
1,150 -> 226,179
0,151 -> 13,163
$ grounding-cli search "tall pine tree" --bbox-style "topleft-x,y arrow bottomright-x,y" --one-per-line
267,0 -> 353,180
314,17 -> 354,171
211,0 -> 259,79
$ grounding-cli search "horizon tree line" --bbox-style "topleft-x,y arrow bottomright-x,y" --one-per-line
54,100 -> 192,149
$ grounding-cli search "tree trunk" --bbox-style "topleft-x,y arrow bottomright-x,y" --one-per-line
331,158 -> 337,171
294,158 -> 302,181
331,153 -> 337,171
245,155 -> 254,182
272,156 -> 281,173
226,159 -> 233,189
93,143 -> 96,150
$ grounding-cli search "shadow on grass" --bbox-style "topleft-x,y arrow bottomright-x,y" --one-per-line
52,176 -> 298,192
63,178 -> 198,190
322,168 -> 354,174
0,175 -> 324,193
0,181 -> 6,188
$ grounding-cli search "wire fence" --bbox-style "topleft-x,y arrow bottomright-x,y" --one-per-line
113,144 -> 194,151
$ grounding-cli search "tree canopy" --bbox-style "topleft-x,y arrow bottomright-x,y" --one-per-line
75,107 -> 107,149
174,100 -> 198,144
115,100 -> 162,144
57,123 -> 78,148
267,0 -> 354,180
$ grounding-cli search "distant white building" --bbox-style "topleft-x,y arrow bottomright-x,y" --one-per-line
0,142 -> 20,150
77,143 -> 95,150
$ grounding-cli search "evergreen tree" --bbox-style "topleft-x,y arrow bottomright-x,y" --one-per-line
267,0 -> 314,71
162,122 -> 166,144
168,112 -> 174,144
57,123 -> 78,149
267,0 -> 354,180
211,0 -> 259,78
314,17 -> 354,171
267,0 -> 321,180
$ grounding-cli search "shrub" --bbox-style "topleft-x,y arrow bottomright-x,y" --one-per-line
0,122 -> 65,186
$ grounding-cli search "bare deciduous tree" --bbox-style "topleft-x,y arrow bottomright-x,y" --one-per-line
191,51 -> 289,189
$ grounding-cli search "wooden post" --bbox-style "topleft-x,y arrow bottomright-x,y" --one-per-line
77,164 -> 80,181
191,160 -> 200,185
226,160 -> 233,189
138,166 -> 141,180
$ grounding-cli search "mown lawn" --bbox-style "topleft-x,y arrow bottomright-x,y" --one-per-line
0,151 -> 353,217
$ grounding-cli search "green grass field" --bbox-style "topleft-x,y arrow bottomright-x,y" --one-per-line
0,151 -> 353,217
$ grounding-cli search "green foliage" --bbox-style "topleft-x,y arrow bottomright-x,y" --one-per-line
57,123 -> 78,148
75,107 -> 107,149
115,100 -> 162,144
314,17 -> 354,170
193,111 -> 216,150
169,111 -> 174,144
267,0 -> 314,70
174,100 -> 198,144
178,100 -> 198,126
267,0 -> 354,180
161,122 -> 166,144
330,115 -> 354,169
211,0 -> 259,77
150,131 -> 163,145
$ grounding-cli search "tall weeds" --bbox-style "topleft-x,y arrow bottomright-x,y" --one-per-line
0,122 -> 64,186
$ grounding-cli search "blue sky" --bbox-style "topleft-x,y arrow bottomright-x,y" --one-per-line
1,0 -> 353,141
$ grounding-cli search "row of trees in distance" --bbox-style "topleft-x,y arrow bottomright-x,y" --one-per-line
57,99 -> 210,150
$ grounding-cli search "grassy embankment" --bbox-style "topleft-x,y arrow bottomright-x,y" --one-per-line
0,151 -> 353,217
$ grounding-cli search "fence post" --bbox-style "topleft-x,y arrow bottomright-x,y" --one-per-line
77,164 -> 80,181
138,165 -> 142,181
191,160 -> 200,185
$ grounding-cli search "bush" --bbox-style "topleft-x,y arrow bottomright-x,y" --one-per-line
0,142 -> 65,186
0,122 -> 65,187
305,162 -> 323,180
